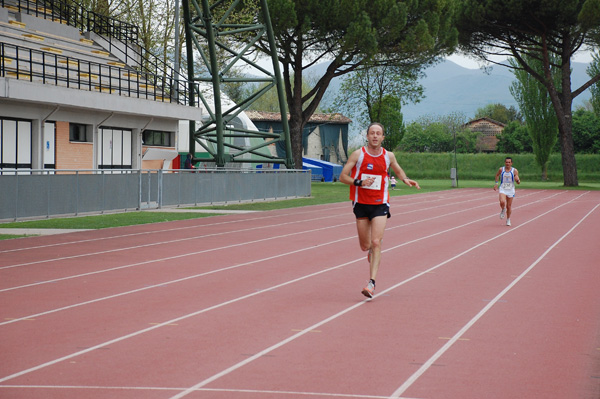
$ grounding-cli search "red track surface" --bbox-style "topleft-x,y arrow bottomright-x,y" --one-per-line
1,188 -> 599,399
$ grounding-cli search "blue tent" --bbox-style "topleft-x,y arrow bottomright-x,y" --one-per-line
302,162 -> 324,181
303,158 -> 343,182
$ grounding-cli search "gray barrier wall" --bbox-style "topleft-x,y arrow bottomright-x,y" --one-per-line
0,169 -> 311,221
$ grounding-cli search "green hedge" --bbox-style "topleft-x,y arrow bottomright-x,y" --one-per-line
394,152 -> 600,182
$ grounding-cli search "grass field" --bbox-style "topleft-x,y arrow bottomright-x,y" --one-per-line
1,179 -> 599,240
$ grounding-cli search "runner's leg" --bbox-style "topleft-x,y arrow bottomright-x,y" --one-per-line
356,218 -> 371,253
506,196 -> 513,219
368,215 -> 388,281
499,193 -> 507,211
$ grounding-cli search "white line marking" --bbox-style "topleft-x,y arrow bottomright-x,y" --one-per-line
1,189 -> 465,256
1,191 -> 555,324
0,189 -> 493,261
0,220 -> 353,292
0,191 -> 503,287
0,212 -> 346,270
0,235 -> 349,326
168,192 -> 588,399
0,205 -> 350,255
0,190 -> 577,390
0,385 -> 405,398
388,199 -> 599,398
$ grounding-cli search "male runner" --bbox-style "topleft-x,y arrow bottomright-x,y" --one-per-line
340,122 -> 420,298
494,157 -> 521,226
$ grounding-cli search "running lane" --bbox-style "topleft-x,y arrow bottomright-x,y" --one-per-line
0,189 -> 598,399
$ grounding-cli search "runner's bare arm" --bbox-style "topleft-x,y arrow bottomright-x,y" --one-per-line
339,150 -> 360,186
389,152 -> 420,189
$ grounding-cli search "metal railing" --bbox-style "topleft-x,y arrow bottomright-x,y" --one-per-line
1,0 -> 139,42
0,168 -> 312,221
0,42 -> 192,103
1,0 -> 191,104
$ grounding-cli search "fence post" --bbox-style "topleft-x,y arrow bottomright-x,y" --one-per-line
75,171 -> 79,216
138,170 -> 142,210
451,168 -> 457,188
158,169 -> 163,209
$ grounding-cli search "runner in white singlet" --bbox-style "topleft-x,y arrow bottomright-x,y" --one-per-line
493,157 -> 521,226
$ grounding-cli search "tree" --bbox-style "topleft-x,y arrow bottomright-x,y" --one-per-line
399,118 -> 454,152
456,0 -> 600,186
474,103 -> 522,124
372,95 -> 405,151
67,0 -> 118,17
495,121 -> 532,154
252,0 -> 458,168
400,113 -> 475,153
331,61 -> 423,130
127,0 -> 179,69
509,57 -> 559,180
243,74 -> 322,112
587,52 -> 600,116
572,108 -> 600,153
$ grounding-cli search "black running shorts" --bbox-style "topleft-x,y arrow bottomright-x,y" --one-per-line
352,202 -> 391,220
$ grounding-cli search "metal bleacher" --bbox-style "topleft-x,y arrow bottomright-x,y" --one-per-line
0,0 -> 189,104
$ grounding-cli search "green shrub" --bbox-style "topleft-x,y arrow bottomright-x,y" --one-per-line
394,152 -> 600,182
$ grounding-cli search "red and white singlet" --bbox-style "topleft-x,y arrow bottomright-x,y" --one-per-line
349,147 -> 391,205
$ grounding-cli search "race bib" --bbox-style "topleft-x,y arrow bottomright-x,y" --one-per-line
501,182 -> 514,190
361,173 -> 382,190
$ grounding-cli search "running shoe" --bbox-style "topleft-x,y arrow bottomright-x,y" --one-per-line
500,208 -> 506,219
362,280 -> 375,298
506,218 -> 511,226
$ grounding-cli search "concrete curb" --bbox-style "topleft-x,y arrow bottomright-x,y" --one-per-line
0,229 -> 92,236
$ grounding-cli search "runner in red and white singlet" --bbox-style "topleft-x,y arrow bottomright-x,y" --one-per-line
340,122 -> 420,298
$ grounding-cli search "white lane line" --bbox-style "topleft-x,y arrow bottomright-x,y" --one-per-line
0,241 -> 372,384
388,199 -> 599,398
167,192 -> 587,399
0,220 -> 353,293
0,191 -> 560,324
0,189 -> 488,258
0,235 -> 350,326
0,204 -> 351,255
0,211 -> 349,270
0,385 -> 398,398
1,188 -> 466,256
0,190 -> 501,283
0,191 -> 573,389
0,193 -> 564,383
0,198 -> 494,323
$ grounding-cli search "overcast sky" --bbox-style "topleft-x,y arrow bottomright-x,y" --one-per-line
447,50 -> 594,69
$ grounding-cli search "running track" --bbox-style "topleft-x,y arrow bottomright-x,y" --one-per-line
1,188 -> 599,399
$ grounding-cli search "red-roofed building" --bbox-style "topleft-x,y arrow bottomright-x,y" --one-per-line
464,117 -> 505,152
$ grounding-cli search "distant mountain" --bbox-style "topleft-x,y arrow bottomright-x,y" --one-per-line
315,59 -> 592,124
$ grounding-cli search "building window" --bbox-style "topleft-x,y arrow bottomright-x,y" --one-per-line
142,130 -> 172,147
1,118 -> 32,170
69,123 -> 92,142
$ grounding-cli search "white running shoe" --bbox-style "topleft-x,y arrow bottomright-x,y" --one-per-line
500,208 -> 506,219
506,218 -> 511,226
362,280 -> 375,298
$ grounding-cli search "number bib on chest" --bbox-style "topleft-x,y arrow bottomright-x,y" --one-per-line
361,173 -> 382,190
